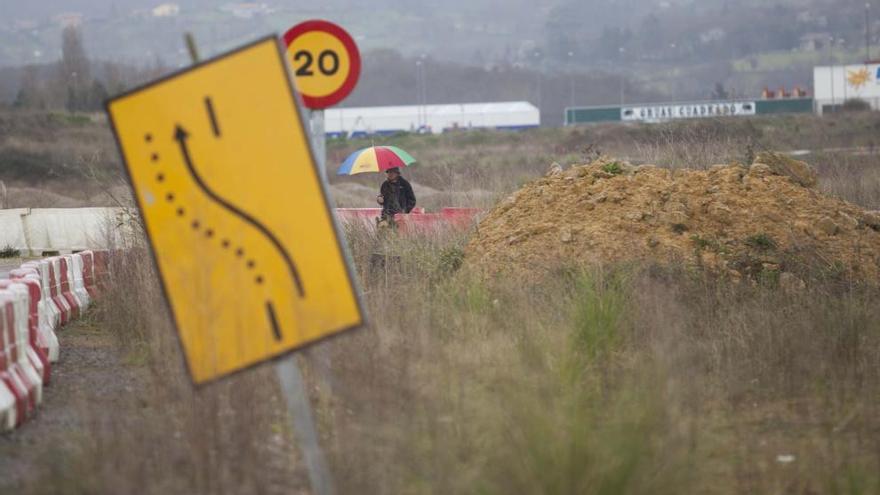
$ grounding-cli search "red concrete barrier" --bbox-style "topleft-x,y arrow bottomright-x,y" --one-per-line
0,284 -> 44,404
393,213 -> 447,234
440,207 -> 481,228
6,273 -> 51,384
0,295 -> 37,424
0,297 -> 28,428
57,257 -> 81,320
335,207 -> 425,223
0,251 -> 106,430
26,260 -> 62,332
393,208 -> 482,234
93,250 -> 111,294
80,251 -> 97,298
47,259 -> 71,326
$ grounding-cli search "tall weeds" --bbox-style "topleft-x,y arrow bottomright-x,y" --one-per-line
36,214 -> 879,494
15,112 -> 880,493
322,225 -> 880,494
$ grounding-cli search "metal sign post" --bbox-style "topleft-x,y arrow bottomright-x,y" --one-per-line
276,355 -> 336,495
310,109 -> 327,181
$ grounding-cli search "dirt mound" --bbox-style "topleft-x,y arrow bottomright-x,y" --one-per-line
467,155 -> 880,283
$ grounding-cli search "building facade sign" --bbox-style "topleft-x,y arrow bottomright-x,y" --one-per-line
621,101 -> 756,122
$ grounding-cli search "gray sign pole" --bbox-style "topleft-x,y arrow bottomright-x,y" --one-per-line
183,33 -> 335,495
276,356 -> 336,495
310,109 -> 327,181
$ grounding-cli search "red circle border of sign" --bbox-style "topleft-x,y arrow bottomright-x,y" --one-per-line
283,20 -> 361,109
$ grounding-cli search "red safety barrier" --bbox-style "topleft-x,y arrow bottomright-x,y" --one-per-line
0,251 -> 107,430
7,272 -> 51,384
93,250 -> 110,294
393,213 -> 447,234
57,257 -> 81,320
0,297 -> 27,428
15,266 -> 59,363
335,207 -> 425,222
0,295 -> 36,424
47,259 -> 71,326
80,251 -> 97,298
6,275 -> 49,375
393,208 -> 483,234
27,260 -> 62,331
0,284 -> 44,406
65,254 -> 90,312
440,207 -> 482,228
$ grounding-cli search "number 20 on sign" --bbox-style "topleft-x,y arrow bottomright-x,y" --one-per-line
283,20 -> 361,110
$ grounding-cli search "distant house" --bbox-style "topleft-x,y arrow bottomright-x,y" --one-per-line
12,19 -> 39,31
152,3 -> 180,17
219,3 -> 271,19
54,13 -> 84,27
699,28 -> 725,44
799,33 -> 831,52
795,11 -> 828,28
325,102 -> 540,138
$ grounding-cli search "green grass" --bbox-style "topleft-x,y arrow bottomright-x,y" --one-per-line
601,161 -> 624,175
745,233 -> 777,251
0,245 -> 20,258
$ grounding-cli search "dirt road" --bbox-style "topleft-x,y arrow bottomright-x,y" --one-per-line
0,315 -> 145,493
0,306 -> 312,495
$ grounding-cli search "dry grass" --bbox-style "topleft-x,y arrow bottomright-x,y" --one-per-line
814,152 -> 880,211
327,112 -> 880,210
8,109 -> 880,494
313,226 -> 880,494
21,243 -> 307,494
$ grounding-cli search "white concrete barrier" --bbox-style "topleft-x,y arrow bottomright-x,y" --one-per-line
0,207 -> 134,256
0,249 -> 112,430
0,209 -> 28,251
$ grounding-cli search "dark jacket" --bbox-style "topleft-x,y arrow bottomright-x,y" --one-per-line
379,177 -> 416,217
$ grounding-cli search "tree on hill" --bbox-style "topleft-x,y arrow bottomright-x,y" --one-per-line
59,25 -> 94,112
13,66 -> 45,110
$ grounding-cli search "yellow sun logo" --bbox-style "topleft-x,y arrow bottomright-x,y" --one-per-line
847,67 -> 870,89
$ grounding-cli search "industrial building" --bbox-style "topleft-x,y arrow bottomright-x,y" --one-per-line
813,63 -> 880,114
565,61 -> 880,125
324,101 -> 540,138
564,98 -> 813,125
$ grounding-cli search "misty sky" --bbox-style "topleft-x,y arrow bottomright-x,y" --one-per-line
0,0 -> 680,67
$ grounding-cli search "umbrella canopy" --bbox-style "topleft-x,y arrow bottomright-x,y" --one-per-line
337,146 -> 417,175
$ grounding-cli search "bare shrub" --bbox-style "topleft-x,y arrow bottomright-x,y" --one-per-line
812,152 -> 880,210
321,252 -> 880,494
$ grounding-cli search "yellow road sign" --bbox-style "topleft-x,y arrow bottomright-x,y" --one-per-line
106,36 -> 364,384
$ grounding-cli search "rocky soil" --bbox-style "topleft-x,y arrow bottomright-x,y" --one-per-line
467,153 -> 880,284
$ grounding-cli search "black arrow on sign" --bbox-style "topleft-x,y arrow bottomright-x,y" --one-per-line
174,124 -> 306,306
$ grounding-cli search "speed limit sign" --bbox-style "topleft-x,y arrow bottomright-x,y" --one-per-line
283,20 -> 361,109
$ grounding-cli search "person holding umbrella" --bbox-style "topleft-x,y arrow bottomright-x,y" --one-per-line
337,145 -> 418,226
377,167 -> 416,221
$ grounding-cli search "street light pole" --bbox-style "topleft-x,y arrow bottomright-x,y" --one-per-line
828,36 -> 835,112
415,55 -> 427,130
419,54 -> 427,131
618,47 -> 626,106
415,59 -> 423,129
533,50 -> 543,112
867,3 -> 872,62
568,51 -> 575,107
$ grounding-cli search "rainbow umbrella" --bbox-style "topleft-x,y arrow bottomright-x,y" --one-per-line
337,146 -> 417,175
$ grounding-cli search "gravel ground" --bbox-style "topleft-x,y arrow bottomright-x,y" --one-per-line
0,317 -> 145,492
